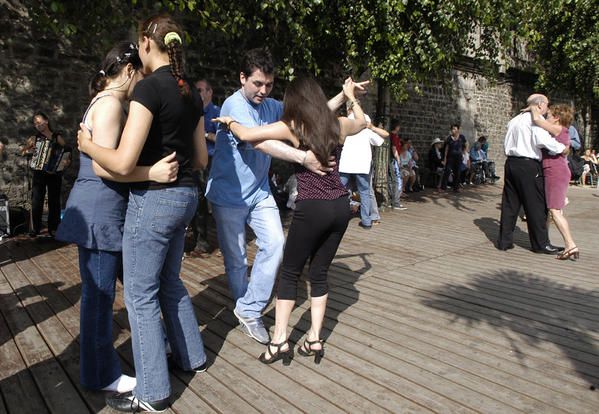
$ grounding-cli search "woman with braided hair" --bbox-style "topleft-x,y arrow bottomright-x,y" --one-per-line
57,41 -> 180,396
78,14 -> 208,412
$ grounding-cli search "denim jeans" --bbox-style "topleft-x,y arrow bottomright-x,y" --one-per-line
368,168 -> 380,221
78,247 -> 122,390
212,195 -> 284,319
390,160 -> 403,207
123,187 -> 206,402
340,172 -> 372,226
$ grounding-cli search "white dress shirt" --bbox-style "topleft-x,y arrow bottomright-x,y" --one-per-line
503,112 -> 565,160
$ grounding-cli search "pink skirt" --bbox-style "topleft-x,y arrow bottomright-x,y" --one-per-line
543,160 -> 569,209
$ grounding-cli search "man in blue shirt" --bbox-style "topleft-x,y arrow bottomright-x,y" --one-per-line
206,48 -> 364,344
568,124 -> 581,151
189,79 -> 220,256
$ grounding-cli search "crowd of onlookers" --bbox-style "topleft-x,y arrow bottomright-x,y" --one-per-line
268,121 -> 503,227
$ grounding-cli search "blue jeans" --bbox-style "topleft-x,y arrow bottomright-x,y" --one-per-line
368,168 -> 380,221
78,247 -> 122,390
123,187 -> 206,402
340,172 -> 372,226
212,195 -> 284,319
391,160 -> 403,207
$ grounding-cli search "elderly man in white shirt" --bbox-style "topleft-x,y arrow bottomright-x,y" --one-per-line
339,111 -> 387,229
497,94 -> 569,253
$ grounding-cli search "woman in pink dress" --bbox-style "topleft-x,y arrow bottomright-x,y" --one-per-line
529,104 -> 578,260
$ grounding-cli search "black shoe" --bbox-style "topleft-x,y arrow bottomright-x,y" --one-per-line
533,245 -> 563,254
259,341 -> 294,366
191,362 -> 207,373
496,243 -> 514,251
297,338 -> 325,364
106,391 -> 169,413
28,231 -> 38,238
358,222 -> 372,230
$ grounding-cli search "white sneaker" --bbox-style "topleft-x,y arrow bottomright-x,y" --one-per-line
393,205 -> 407,211
101,374 -> 136,393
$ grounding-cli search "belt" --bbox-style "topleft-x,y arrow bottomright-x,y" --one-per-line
507,155 -> 539,162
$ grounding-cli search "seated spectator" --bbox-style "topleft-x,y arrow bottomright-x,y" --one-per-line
469,141 -> 485,184
405,138 -> 422,191
460,143 -> 471,184
477,135 -> 498,182
581,148 -> 599,187
428,138 -> 444,190
398,142 -> 416,192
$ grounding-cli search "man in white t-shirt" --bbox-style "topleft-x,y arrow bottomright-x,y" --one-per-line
339,110 -> 387,229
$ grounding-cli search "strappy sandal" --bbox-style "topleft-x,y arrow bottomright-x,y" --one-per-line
556,246 -> 579,261
297,339 -> 325,364
259,341 -> 293,366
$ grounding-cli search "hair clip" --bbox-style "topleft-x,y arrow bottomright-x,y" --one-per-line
99,70 -> 106,76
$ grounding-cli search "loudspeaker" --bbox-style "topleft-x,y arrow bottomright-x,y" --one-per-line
9,207 -> 29,235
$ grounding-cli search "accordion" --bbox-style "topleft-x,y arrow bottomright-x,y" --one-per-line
29,135 -> 68,173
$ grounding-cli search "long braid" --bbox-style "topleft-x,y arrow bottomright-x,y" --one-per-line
166,41 -> 190,97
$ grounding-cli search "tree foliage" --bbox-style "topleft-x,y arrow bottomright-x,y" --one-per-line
523,0 -> 599,106
23,0 -> 599,105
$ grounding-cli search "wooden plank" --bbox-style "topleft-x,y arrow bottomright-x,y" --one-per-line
22,245 -> 214,414
0,299 -> 48,414
0,268 -> 88,412
302,289 -> 598,413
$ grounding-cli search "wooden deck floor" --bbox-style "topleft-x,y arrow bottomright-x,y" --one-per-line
1,184 -> 598,413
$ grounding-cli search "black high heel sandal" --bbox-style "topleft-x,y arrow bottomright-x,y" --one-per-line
297,339 -> 324,364
259,341 -> 293,366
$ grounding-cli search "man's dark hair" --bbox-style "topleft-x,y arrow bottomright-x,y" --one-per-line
390,119 -> 400,131
451,123 -> 460,129
32,111 -> 49,123
478,135 -> 487,143
240,48 -> 274,77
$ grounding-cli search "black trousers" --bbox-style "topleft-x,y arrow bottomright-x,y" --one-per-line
442,156 -> 461,190
31,170 -> 62,234
277,197 -> 350,300
498,157 -> 549,251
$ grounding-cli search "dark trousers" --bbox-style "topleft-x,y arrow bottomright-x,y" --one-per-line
31,170 -> 62,234
498,157 -> 549,251
277,197 -> 350,300
442,156 -> 461,190
191,159 -> 211,251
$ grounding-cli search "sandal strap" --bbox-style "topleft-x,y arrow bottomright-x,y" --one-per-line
266,341 -> 287,358
304,339 -> 323,352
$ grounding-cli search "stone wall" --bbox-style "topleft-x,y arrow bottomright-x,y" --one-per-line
0,4 -> 93,208
385,70 -> 538,170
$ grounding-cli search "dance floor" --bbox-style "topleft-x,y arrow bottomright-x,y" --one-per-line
1,183 -> 598,413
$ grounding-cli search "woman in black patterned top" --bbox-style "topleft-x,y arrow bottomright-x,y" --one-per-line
215,77 -> 366,366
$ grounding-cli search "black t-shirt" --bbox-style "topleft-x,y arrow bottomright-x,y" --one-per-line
131,65 -> 204,189
445,134 -> 466,158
